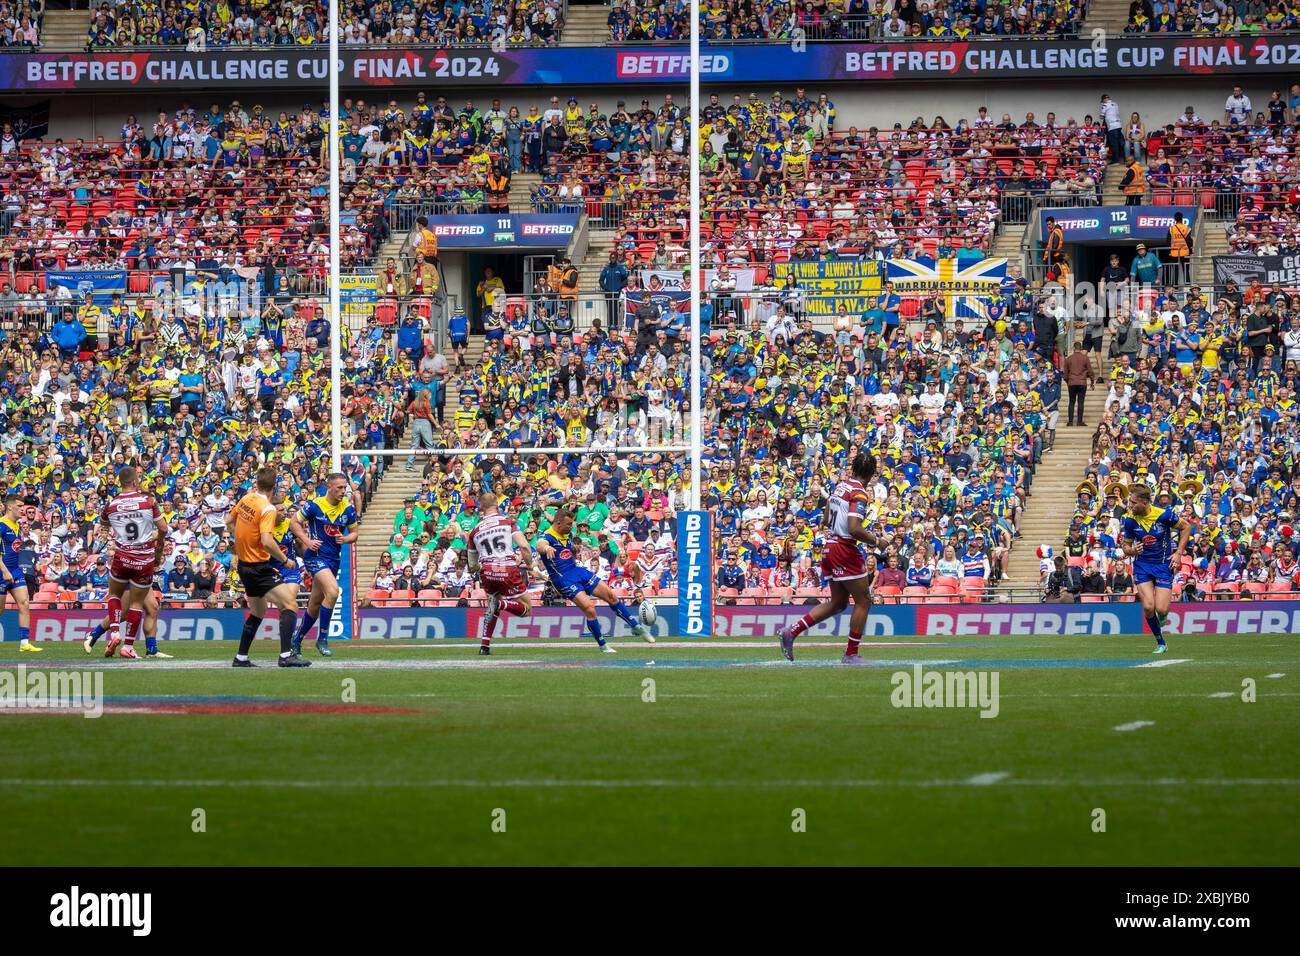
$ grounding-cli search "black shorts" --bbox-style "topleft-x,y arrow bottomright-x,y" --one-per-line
1084,335 -> 1103,353
240,562 -> 282,599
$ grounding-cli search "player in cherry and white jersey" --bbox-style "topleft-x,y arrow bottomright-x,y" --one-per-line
467,493 -> 535,656
779,453 -> 883,664
101,466 -> 167,659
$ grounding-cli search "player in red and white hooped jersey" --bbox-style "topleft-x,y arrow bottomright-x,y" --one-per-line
467,493 -> 535,656
101,466 -> 167,660
779,453 -> 883,665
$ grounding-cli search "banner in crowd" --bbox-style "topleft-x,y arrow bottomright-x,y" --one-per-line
642,268 -> 757,292
0,99 -> 49,139
1040,205 -> 1198,243
424,213 -> 577,249
5,38 -> 1300,90
339,274 -> 378,319
7,600 -> 1300,641
886,257 -> 1007,321
771,260 -> 885,318
44,268 -> 127,305
623,288 -> 690,329
1212,254 -> 1300,288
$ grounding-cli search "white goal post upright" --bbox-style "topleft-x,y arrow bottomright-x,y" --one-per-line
329,0 -> 343,476
688,0 -> 702,514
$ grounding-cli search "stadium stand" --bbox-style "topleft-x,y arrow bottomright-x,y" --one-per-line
608,0 -> 1090,41
0,97 -> 398,607
1,74 -> 1298,610
82,0 -> 565,48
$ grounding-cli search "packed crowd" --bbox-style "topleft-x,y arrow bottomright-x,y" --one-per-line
609,0 -> 1088,41
84,0 -> 563,48
1124,0 -> 1300,33
699,94 -> 1105,267
1,0 -> 40,47
1045,274 -> 1300,596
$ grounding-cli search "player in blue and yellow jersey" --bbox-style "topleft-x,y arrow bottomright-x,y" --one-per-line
0,495 -> 39,652
289,473 -> 359,656
271,495 -> 302,592
1118,483 -> 1190,654
534,508 -> 654,653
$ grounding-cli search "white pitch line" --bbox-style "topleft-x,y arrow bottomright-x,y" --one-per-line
1208,692 -> 1235,699
1135,658 -> 1191,668
1114,720 -> 1156,732
965,772 -> 1011,786
1267,673 -> 1286,679
1,776 -> 1297,790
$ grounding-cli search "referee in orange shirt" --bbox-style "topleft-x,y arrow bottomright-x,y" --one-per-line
228,465 -> 310,667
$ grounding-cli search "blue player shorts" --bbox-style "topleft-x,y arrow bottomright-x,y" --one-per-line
551,568 -> 601,600
1133,561 -> 1173,590
0,572 -> 28,594
276,567 -> 303,586
450,333 -> 468,346
304,555 -> 341,578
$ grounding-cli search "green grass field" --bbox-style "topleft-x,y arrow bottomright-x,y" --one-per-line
1,633 -> 1297,865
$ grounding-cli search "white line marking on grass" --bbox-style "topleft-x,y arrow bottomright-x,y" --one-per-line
1208,692 -> 1235,698
965,772 -> 1011,786
3,776 -> 1299,790
1267,673 -> 1286,679
1114,720 -> 1156,732
1135,658 -> 1191,668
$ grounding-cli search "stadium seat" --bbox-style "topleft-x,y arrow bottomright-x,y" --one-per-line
389,589 -> 416,601
872,585 -> 900,604
900,586 -> 929,603
933,576 -> 960,591
369,589 -> 391,601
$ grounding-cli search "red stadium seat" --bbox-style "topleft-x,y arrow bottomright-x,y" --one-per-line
740,587 -> 767,602
933,576 -> 960,591
389,589 -> 416,601
416,589 -> 443,601
872,585 -> 901,604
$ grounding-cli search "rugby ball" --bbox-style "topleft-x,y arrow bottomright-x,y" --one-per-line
638,601 -> 658,627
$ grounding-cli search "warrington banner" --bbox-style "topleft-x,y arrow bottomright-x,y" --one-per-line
623,288 -> 690,328
1212,253 -> 1300,288
772,260 -> 885,318
887,257 -> 1007,320
642,268 -> 757,292
45,269 -> 126,305
5,37 -> 1300,91
339,274 -> 377,319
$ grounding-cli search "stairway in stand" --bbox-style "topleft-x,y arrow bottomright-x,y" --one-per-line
39,11 -> 89,52
559,6 -> 611,47
1081,0 -> 1133,38
1002,382 -> 1110,594
353,336 -> 487,594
